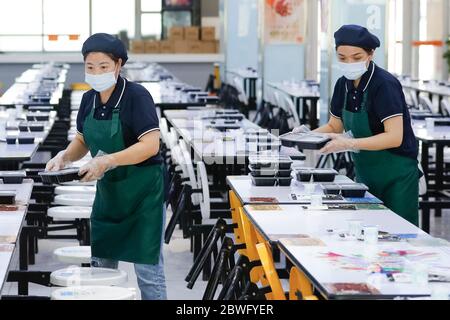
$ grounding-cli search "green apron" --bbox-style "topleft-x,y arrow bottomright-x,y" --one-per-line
342,90 -> 419,226
83,95 -> 164,265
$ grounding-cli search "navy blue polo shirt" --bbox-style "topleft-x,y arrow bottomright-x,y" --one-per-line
330,61 -> 418,160
76,76 -> 162,166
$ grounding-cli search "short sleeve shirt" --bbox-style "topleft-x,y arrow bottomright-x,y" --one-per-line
76,76 -> 163,165
330,62 -> 418,159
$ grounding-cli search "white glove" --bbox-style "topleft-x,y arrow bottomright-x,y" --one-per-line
319,131 -> 360,155
79,152 -> 117,182
292,125 -> 311,134
45,150 -> 72,172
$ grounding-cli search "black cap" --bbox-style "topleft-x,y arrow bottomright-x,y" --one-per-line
334,24 -> 380,50
82,33 -> 128,66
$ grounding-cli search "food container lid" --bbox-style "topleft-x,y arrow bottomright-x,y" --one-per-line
338,183 -> 369,190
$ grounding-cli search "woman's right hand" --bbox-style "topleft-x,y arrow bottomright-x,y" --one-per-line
45,150 -> 71,171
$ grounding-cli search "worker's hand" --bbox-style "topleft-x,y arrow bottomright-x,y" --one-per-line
79,155 -> 116,182
319,132 -> 359,155
291,125 -> 311,134
45,151 -> 71,171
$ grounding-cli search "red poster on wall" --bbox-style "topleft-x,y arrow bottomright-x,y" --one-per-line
264,0 -> 307,44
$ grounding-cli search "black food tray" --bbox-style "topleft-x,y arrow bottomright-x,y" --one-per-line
322,183 -> 369,198
0,171 -> 26,184
18,135 -> 35,144
249,165 -> 292,177
312,169 -> 338,182
250,175 -> 292,187
279,132 -> 331,150
251,175 -> 276,186
248,155 -> 293,170
39,168 -> 86,184
0,191 -> 16,204
26,113 -> 50,121
295,168 -> 338,182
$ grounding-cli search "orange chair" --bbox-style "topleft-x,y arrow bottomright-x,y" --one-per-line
239,208 -> 267,287
255,241 -> 287,300
289,267 -> 318,300
228,190 -> 246,255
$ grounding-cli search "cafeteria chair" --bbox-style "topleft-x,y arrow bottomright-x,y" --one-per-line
49,266 -> 127,288
409,90 -> 420,109
203,237 -> 255,300
185,219 -> 235,289
53,246 -> 91,266
278,91 -> 301,129
233,76 -> 249,106
441,98 -> 450,116
403,89 -> 415,109
239,208 -> 269,286
288,267 -> 318,300
252,99 -> 274,128
51,286 -> 136,300
54,185 -> 96,195
53,193 -> 95,207
184,190 -> 249,290
419,96 -> 434,113
255,242 -> 287,300
46,206 -> 92,245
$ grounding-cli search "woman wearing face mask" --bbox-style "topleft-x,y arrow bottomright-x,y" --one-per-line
294,25 -> 419,225
45,33 -> 167,299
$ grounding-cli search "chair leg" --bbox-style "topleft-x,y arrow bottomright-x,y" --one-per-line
218,264 -> 244,300
202,245 -> 230,300
186,227 -> 221,288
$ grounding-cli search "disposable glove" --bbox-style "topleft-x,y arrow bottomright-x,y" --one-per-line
319,131 -> 360,155
45,150 -> 72,171
79,151 -> 116,182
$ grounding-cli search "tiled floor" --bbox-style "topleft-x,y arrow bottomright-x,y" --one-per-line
2,207 -> 450,299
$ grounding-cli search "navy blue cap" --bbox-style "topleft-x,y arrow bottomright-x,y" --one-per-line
82,33 -> 128,66
334,25 -> 380,50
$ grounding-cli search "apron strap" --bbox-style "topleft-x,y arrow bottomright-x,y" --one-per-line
111,109 -> 120,137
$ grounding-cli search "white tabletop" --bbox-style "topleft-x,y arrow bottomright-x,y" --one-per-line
0,143 -> 39,162
412,120 -> 450,142
164,109 -> 289,162
401,81 -> 450,97
0,179 -> 34,293
243,204 -> 450,299
140,82 -> 203,106
227,175 -> 382,205
0,111 -> 56,161
267,82 -> 320,99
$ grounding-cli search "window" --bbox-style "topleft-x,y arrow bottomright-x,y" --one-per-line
0,0 -> 199,52
0,0 -> 42,51
92,0 -> 135,38
0,0 -> 134,52
43,0 -> 90,52
418,0 -> 445,80
387,0 -> 403,75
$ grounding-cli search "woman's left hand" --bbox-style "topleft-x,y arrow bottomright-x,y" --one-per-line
319,133 -> 357,154
79,155 -> 116,182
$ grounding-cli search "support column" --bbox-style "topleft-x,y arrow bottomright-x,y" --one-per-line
442,0 -> 450,81
305,0 -> 319,81
402,0 -> 413,76
410,0 -> 421,79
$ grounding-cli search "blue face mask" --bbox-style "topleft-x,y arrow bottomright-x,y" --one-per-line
85,71 -> 117,92
338,60 -> 369,80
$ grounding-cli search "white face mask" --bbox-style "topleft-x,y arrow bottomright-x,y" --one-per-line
85,71 -> 117,92
338,60 -> 369,80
